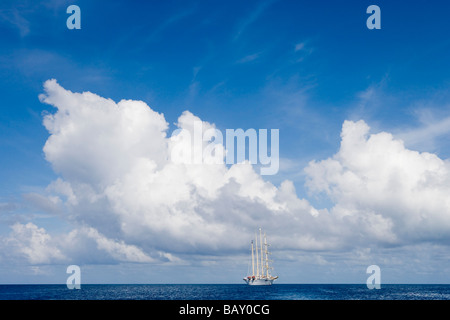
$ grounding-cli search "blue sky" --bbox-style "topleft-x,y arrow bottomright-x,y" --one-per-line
1,0 -> 450,284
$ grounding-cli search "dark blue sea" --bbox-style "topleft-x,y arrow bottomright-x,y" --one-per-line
1,284 -> 450,300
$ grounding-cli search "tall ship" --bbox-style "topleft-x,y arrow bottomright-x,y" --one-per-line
243,228 -> 278,285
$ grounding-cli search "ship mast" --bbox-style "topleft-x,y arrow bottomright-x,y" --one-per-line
255,232 -> 259,277
251,240 -> 255,277
264,232 -> 269,278
259,228 -> 264,278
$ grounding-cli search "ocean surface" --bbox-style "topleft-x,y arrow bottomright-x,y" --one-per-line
1,284 -> 450,300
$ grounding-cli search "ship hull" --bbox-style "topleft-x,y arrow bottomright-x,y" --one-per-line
243,278 -> 275,285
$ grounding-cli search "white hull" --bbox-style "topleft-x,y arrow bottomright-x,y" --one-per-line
243,277 -> 276,285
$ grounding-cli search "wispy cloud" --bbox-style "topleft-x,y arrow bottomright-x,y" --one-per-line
233,0 -> 276,41
145,6 -> 197,43
0,49 -> 112,87
235,52 -> 262,64
0,7 -> 30,37
397,106 -> 450,153
295,42 -> 305,52
293,40 -> 314,62
350,81 -> 450,155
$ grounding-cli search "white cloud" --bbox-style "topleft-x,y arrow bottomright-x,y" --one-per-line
35,79 -> 325,262
236,52 -> 262,64
39,79 -> 169,188
233,0 -> 275,41
293,41 -> 313,61
2,222 -> 157,265
397,108 -> 450,152
294,42 -> 305,52
6,222 -> 65,264
63,227 -> 155,264
0,7 -> 30,37
305,120 -> 450,245
6,79 -> 450,273
22,192 -> 62,215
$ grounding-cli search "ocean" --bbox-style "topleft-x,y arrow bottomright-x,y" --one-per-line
1,283 -> 450,300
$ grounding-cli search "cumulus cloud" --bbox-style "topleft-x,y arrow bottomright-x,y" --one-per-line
2,222 -> 156,265
61,227 -> 156,264
305,120 -> 450,245
6,79 -> 450,269
5,222 -> 65,264
39,79 -> 169,187
34,79 -> 323,264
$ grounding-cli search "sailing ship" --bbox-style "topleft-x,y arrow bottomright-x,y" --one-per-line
243,228 -> 278,285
